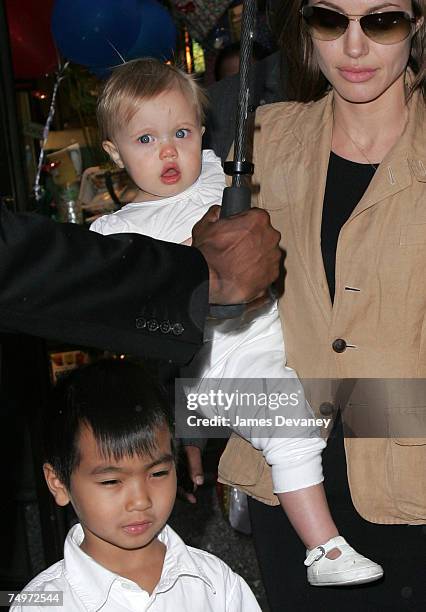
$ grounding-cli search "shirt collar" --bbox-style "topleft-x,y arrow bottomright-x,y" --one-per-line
156,525 -> 216,595
63,524 -> 118,612
63,523 -> 215,611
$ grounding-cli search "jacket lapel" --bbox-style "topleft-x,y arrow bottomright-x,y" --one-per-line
284,94 -> 334,322
348,90 -> 426,220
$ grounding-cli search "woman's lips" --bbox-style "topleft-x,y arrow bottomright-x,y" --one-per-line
122,521 -> 152,535
161,166 -> 181,184
338,67 -> 377,83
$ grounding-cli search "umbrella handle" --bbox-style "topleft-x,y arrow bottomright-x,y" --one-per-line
209,184 -> 252,319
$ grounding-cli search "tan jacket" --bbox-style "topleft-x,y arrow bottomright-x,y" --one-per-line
219,90 -> 426,524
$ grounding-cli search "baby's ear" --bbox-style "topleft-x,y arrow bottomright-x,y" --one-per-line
43,463 -> 71,507
102,140 -> 124,168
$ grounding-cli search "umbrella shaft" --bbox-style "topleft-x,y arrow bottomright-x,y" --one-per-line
234,0 -> 256,165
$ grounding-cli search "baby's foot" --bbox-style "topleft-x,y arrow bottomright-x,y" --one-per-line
304,536 -> 384,586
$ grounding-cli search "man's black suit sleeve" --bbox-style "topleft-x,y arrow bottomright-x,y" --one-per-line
0,206 -> 209,364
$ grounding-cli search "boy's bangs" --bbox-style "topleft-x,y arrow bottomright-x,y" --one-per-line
85,413 -> 175,464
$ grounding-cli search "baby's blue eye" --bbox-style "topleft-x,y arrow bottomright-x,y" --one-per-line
176,129 -> 190,139
138,134 -> 153,144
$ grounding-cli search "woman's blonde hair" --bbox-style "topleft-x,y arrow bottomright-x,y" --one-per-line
97,58 -> 208,141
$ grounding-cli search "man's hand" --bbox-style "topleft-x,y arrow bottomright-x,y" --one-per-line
192,206 -> 281,305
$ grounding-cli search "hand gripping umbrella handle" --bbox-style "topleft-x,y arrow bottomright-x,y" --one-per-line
209,0 -> 257,319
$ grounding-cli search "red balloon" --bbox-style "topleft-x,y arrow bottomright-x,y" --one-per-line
6,0 -> 58,79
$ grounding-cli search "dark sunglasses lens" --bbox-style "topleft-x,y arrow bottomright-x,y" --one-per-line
302,6 -> 348,40
362,12 -> 412,44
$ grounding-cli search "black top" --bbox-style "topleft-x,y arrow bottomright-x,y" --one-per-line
321,152 -> 377,301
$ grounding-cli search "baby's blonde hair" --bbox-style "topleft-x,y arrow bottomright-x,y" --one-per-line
97,58 -> 208,142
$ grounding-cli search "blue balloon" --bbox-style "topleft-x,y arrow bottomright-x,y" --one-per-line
51,0 -> 142,67
126,0 -> 177,62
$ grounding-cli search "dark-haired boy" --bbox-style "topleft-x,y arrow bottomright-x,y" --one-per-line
11,360 -> 260,611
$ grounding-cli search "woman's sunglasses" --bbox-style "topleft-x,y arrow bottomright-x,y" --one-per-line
301,6 -> 417,45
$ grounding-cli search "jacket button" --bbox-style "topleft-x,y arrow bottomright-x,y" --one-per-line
319,402 -> 335,416
135,317 -> 146,329
332,338 -> 347,353
160,320 -> 171,334
172,323 -> 184,336
147,319 -> 159,332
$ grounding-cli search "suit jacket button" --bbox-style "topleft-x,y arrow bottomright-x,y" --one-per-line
160,321 -> 171,333
136,317 -> 146,329
332,338 -> 347,353
172,323 -> 184,336
319,402 -> 335,416
147,319 -> 159,332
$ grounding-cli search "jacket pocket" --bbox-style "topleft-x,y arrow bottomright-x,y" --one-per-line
390,407 -> 426,520
389,404 -> 426,441
218,434 -> 278,505
219,434 -> 265,485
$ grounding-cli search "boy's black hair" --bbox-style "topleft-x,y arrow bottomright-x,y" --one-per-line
44,359 -> 175,489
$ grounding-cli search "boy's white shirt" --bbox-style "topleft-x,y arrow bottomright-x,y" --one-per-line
91,150 -> 325,493
10,523 -> 261,612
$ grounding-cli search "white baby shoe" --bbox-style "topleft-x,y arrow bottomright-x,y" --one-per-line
304,536 -> 384,586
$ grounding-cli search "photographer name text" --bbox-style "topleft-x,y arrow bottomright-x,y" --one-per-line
186,415 -> 332,428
